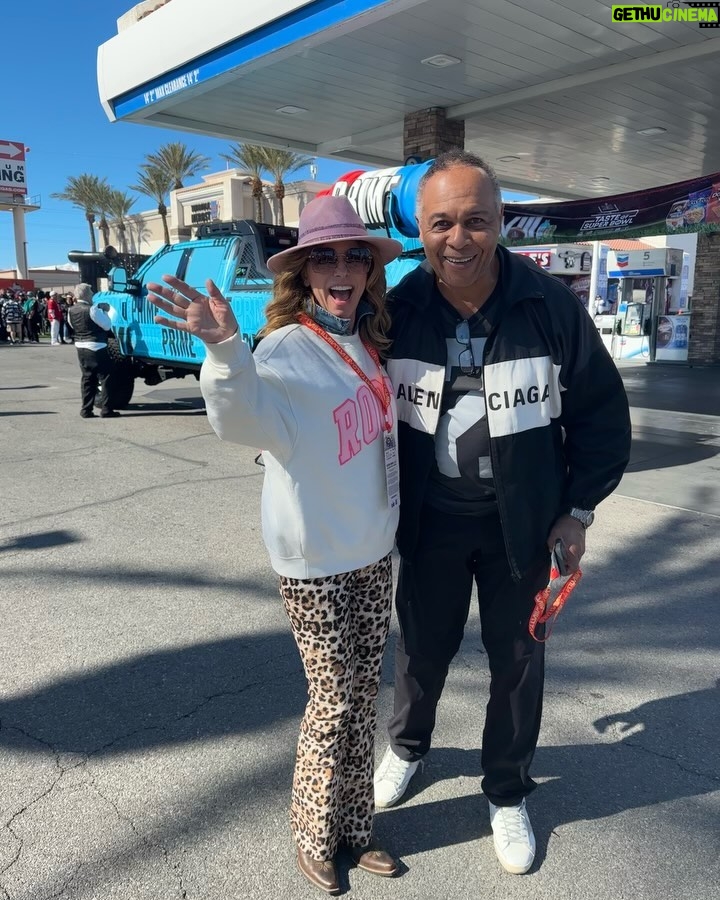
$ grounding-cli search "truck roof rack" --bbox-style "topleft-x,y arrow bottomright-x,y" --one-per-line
196,220 -> 298,268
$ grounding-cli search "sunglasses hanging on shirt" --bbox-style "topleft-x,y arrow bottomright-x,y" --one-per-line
455,319 -> 483,377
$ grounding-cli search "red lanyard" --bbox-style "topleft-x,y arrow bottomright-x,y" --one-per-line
298,313 -> 392,432
529,568 -> 582,643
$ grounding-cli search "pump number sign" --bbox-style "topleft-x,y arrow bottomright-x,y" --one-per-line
0,141 -> 27,196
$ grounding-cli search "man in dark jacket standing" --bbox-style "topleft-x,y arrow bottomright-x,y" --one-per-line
66,283 -> 120,419
374,150 -> 631,875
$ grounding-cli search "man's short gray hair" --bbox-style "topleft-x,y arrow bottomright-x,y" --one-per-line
416,149 -> 503,218
74,283 -> 94,304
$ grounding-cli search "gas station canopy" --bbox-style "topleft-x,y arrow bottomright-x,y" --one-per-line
97,0 -> 720,198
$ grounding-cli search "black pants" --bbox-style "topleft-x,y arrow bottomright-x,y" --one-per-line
388,505 -> 550,806
76,347 -> 113,416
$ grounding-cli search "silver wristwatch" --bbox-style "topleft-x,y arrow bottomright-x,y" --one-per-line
569,507 -> 595,528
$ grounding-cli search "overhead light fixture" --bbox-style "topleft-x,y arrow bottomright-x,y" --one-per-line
498,155 -> 521,162
637,126 -> 667,136
592,176 -> 610,183
421,54 -> 461,68
276,105 -> 307,115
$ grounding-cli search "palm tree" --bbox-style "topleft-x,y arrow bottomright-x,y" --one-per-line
51,174 -> 110,252
221,143 -> 268,223
107,190 -> 137,253
130,166 -> 173,245
143,142 -> 210,190
260,148 -> 314,226
94,182 -> 115,249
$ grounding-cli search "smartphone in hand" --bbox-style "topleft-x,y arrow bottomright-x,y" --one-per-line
553,538 -> 570,576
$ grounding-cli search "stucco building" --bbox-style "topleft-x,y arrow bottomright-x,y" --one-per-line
115,169 -> 328,255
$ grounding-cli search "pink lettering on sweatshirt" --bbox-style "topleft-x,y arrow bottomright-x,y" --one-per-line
357,384 -> 381,445
333,375 -> 394,465
333,398 -> 362,464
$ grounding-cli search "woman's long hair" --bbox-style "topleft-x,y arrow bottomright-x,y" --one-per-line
259,244 -> 391,355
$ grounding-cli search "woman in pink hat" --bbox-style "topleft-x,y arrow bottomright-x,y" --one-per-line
147,195 -> 403,894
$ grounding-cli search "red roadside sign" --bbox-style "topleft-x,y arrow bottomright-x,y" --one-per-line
0,141 -> 25,160
0,139 -> 27,195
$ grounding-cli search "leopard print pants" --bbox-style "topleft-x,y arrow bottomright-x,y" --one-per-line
280,553 -> 393,861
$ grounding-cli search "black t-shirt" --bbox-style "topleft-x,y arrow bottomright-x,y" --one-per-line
425,259 -> 504,516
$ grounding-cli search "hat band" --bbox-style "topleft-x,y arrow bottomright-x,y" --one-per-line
299,223 -> 367,244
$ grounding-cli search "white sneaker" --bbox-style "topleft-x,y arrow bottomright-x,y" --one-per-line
373,746 -> 419,808
488,798 -> 536,874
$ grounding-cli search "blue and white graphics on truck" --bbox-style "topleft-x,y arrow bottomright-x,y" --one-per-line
97,220 -> 297,369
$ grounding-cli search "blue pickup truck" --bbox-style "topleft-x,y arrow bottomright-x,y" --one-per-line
92,220 -> 297,406
95,223 -> 423,407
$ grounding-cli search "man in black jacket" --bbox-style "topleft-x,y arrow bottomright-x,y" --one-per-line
374,150 -> 631,875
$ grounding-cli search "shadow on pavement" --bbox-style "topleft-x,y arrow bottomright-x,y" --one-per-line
0,529 -> 83,554
626,436 -> 719,472
377,681 -> 720,861
120,398 -> 206,416
620,364 -> 719,417
0,505 -> 717,896
0,411 -> 57,417
0,631 -> 303,757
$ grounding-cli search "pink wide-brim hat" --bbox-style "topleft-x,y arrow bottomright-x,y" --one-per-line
266,194 -> 403,274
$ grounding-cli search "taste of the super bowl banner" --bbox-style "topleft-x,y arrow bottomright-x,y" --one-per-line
325,160 -> 720,248
501,171 -> 720,246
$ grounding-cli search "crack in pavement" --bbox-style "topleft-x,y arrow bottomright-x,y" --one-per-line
87,650 -> 302,759
543,688 -> 611,710
0,649 -> 301,898
0,723 -> 82,894
95,434 -> 211,467
87,781 -> 187,900
38,862 -> 82,900
593,715 -> 720,784
3,472 -> 263,531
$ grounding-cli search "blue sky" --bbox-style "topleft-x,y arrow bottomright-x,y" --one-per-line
2,1 -> 533,271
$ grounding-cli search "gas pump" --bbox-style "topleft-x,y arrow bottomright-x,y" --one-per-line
612,277 -> 652,359
608,249 -> 685,361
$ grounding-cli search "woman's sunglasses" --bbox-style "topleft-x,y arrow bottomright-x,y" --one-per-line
307,247 -> 373,272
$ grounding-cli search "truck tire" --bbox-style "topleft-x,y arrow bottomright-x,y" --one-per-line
95,335 -> 135,409
106,364 -> 135,408
106,333 -> 125,363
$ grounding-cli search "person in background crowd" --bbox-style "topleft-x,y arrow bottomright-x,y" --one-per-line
63,293 -> 76,343
147,195 -> 404,896
14,292 -> 25,341
373,149 -> 631,877
47,291 -> 64,345
66,283 -> 120,419
20,292 -> 31,342
2,292 -> 24,344
36,292 -> 50,336
58,293 -> 69,343
23,293 -> 41,343
0,292 -> 10,343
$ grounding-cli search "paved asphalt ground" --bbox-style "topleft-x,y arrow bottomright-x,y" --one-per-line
1,342 -> 718,900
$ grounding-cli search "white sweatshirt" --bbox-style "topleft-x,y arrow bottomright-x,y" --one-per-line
200,325 -> 399,578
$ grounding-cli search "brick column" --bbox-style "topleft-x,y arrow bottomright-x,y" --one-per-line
688,231 -> 720,365
403,108 -> 464,162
